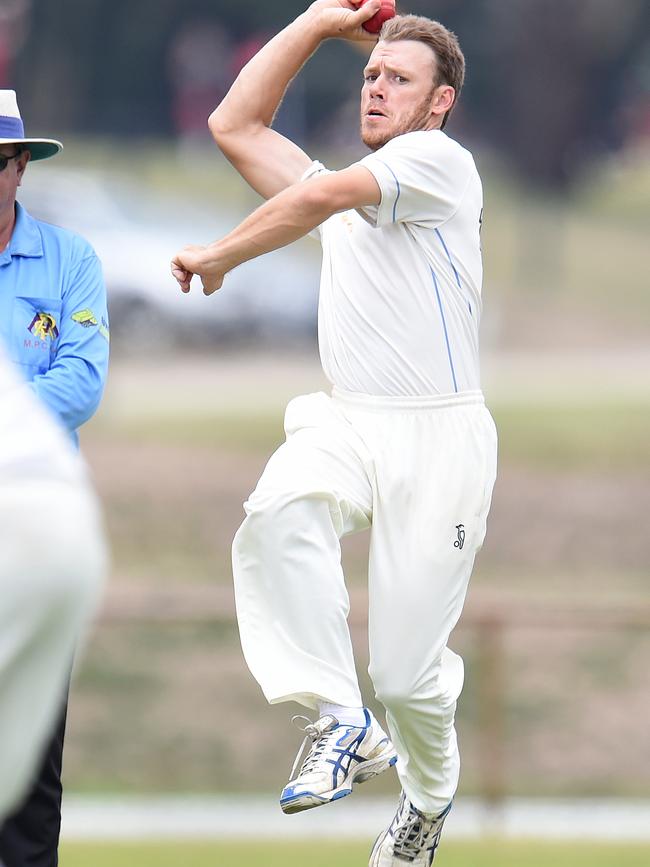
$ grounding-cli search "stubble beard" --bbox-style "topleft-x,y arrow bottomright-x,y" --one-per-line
360,87 -> 437,151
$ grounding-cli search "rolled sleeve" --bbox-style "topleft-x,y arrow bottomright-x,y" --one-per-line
300,161 -> 331,241
356,130 -> 473,229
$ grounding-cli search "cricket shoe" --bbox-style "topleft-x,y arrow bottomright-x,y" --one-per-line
369,791 -> 452,865
280,709 -> 397,814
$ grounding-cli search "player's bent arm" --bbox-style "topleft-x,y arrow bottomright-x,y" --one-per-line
301,164 -> 382,215
211,123 -> 313,202
208,0 -> 380,199
171,166 -> 381,294
207,7 -> 321,199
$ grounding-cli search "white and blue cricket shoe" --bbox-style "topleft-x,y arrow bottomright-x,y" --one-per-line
369,792 -> 452,865
280,709 -> 397,814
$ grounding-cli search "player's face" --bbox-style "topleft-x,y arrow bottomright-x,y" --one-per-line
360,40 -> 453,151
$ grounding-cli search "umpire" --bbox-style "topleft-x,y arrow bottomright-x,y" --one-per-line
0,89 -> 109,866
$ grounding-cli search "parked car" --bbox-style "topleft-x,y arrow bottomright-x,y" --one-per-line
18,167 -> 319,351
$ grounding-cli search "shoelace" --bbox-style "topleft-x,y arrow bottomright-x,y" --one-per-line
288,714 -> 342,781
391,795 -> 448,861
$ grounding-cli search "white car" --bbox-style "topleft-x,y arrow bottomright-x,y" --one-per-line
18,167 -> 320,350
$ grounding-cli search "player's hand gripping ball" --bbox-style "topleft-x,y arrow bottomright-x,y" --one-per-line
361,0 -> 396,34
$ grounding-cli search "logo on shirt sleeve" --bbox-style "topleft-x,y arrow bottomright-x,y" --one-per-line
72,308 -> 99,328
28,312 -> 59,341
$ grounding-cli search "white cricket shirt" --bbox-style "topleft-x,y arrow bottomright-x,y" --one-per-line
305,129 -> 483,396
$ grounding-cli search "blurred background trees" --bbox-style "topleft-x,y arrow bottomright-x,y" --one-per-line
5,0 -> 650,189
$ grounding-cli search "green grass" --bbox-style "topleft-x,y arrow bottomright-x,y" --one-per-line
93,409 -> 284,451
492,401 -> 650,470
90,399 -> 650,469
59,839 -> 650,867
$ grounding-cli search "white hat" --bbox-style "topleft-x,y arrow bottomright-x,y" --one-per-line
0,89 -> 62,160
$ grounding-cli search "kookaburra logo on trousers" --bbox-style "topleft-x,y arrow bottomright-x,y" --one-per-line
454,524 -> 465,550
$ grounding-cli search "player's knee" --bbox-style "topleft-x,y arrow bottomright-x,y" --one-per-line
233,497 -> 299,560
233,494 -> 334,561
371,658 -> 450,713
372,677 -> 416,713
371,659 -> 417,710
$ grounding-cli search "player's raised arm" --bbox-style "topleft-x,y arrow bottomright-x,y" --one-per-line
208,0 -> 381,200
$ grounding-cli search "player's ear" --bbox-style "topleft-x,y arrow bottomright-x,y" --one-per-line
431,84 -> 455,122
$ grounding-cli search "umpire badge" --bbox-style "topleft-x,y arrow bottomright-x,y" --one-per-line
28,312 -> 59,341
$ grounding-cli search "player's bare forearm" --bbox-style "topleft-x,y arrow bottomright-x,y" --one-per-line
172,183 -> 332,296
214,192 -> 325,273
170,165 -> 381,296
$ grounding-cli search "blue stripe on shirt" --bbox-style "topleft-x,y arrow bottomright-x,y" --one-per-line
435,227 -> 472,316
430,266 -> 458,393
375,159 -> 401,223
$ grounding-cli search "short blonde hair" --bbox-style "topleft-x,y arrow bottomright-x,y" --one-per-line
379,15 -> 465,129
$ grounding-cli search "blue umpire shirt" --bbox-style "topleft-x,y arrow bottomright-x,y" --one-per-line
0,202 -> 109,446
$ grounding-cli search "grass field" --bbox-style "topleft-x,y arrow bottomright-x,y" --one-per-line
61,353 -> 650,796
59,839 -> 650,867
93,398 -> 650,470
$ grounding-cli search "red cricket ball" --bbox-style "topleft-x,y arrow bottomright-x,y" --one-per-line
361,0 -> 396,34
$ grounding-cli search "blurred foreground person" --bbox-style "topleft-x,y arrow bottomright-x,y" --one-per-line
172,4 -> 497,863
0,340 -> 106,828
0,89 -> 109,867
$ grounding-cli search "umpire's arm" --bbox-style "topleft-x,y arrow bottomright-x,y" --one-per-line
171,165 -> 381,295
30,252 -> 109,437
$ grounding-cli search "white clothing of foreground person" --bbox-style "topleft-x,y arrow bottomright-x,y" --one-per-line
0,344 -> 106,821
171,3 -> 497,863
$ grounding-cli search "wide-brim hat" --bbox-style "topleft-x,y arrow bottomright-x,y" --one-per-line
0,89 -> 62,161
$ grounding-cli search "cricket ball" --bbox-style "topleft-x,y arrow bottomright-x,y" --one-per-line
361,0 -> 396,34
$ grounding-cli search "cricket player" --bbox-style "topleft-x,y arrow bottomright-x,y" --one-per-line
172,3 -> 497,863
0,341 -> 106,826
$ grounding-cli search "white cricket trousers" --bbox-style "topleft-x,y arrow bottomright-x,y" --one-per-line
0,478 -> 107,819
232,388 -> 497,815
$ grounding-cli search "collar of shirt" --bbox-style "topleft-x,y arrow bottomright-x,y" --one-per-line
0,202 -> 44,266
